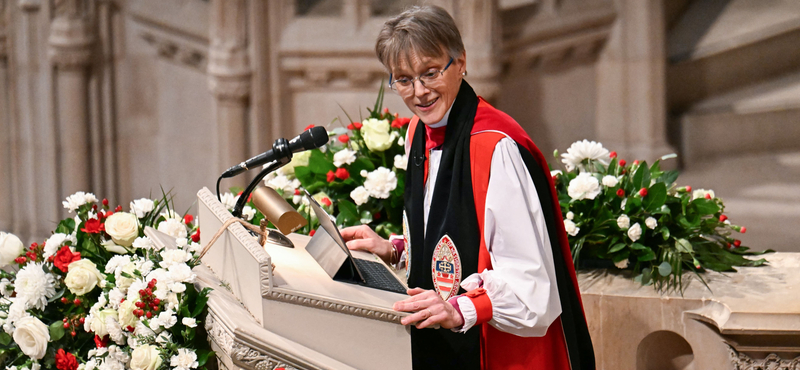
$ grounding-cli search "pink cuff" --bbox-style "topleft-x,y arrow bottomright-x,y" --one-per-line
447,295 -> 465,330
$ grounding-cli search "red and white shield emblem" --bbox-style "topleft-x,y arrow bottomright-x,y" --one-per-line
431,234 -> 461,301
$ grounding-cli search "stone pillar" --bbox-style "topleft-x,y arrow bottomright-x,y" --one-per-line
595,0 -> 675,163
208,0 -> 251,186
48,0 -> 94,200
0,0 -> 11,232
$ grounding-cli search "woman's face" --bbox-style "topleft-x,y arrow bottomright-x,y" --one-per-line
390,50 -> 466,125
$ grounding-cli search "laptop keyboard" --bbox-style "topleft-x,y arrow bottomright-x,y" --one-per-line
353,258 -> 407,294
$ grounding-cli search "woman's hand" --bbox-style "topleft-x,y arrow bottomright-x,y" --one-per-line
393,288 -> 464,329
340,225 -> 394,265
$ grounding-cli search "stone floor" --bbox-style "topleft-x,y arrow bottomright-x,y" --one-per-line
678,150 -> 800,253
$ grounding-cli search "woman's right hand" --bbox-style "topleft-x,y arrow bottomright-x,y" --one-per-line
340,225 -> 394,265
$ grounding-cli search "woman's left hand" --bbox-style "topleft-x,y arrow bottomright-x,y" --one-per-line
393,288 -> 464,329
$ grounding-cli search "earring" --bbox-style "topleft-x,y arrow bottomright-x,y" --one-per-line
462,71 -> 467,76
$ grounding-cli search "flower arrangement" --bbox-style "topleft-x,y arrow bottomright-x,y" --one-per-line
0,192 -> 213,370
552,140 -> 771,291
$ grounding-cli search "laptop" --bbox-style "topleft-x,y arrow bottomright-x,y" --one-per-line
303,190 -> 408,295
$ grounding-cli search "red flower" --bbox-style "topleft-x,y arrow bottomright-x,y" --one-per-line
191,229 -> 200,243
391,117 -> 411,128
321,197 -> 332,207
184,214 -> 194,225
102,198 -> 109,207
15,256 -> 26,264
309,229 -> 316,237
115,205 -> 122,212
740,227 -> 747,234
53,246 -> 81,273
353,122 -> 363,130
686,186 -> 692,193
383,107 -> 390,114
294,189 -> 301,196
609,151 -> 617,159
81,218 -> 105,234
704,193 -> 711,200
304,124 -> 315,131
618,159 -> 627,167
335,168 -> 350,180
56,349 -> 79,370
633,160 -> 640,165
719,214 -> 728,222
616,189 -> 625,198
733,239 -> 741,247
25,251 -> 37,262
639,188 -> 648,197
338,134 -> 349,143
94,335 -> 109,348
326,170 -> 336,182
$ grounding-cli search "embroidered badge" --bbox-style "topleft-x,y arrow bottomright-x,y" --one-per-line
403,211 -> 411,280
431,234 -> 462,301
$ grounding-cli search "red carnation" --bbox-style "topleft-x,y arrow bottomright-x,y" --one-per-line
618,159 -> 627,167
616,189 -> 625,198
53,246 -> 81,273
81,218 -> 105,234
353,122 -> 363,130
94,335 -> 109,348
304,124 -> 315,131
719,214 -> 728,222
639,188 -> 648,197
326,170 -> 336,182
733,239 -> 741,247
391,117 -> 411,128
321,197 -> 332,207
56,349 -> 79,370
191,229 -> 200,243
184,214 -> 194,225
609,151 -> 617,159
335,168 -> 350,180
338,134 -> 350,143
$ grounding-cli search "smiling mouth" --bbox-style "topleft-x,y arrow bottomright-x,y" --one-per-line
417,97 -> 438,109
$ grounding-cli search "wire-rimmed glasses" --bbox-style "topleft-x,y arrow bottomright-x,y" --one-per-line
389,57 -> 454,95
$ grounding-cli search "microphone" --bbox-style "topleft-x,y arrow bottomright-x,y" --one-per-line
221,126 -> 329,178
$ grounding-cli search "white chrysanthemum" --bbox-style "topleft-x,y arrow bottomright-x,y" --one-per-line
181,317 -> 197,328
265,174 -> 297,196
567,172 -> 601,200
157,218 -> 188,239
563,219 -> 580,236
645,217 -> 657,229
363,167 -> 398,199
15,263 -> 57,311
170,348 -> 199,370
601,175 -> 619,187
0,278 -> 13,298
108,288 -> 125,309
43,233 -> 77,259
129,198 -> 155,218
561,140 -> 610,172
394,154 -> 408,171
628,223 -> 642,242
333,148 -> 358,167
617,214 -> 630,229
219,193 -> 238,211
350,186 -> 370,206
692,188 -> 716,200
62,191 -> 98,212
241,206 -> 256,221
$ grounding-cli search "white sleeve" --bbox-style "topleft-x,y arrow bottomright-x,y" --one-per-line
456,137 -> 562,337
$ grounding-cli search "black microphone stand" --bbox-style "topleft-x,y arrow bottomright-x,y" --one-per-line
231,158 -> 289,218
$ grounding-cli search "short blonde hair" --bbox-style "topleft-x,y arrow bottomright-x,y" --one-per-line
375,5 -> 465,71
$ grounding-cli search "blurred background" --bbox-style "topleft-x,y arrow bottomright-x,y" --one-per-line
1,0 -> 799,252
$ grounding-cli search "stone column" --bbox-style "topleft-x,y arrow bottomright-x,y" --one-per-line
48,0 -> 94,200
0,0 -> 11,232
208,0 -> 251,186
595,0 -> 675,163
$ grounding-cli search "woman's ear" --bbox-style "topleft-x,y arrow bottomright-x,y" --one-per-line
457,51 -> 467,75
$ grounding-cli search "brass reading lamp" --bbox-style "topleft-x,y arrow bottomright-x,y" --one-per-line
250,186 -> 307,248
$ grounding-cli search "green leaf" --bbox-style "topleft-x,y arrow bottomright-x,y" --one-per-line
608,243 -> 626,253
49,321 -> 65,341
641,268 -> 653,285
55,218 -> 76,235
0,332 -> 10,346
632,161 -> 650,189
611,250 -> 630,263
192,287 -> 213,317
675,238 -> 693,253
691,198 -> 720,215
197,349 -> 216,367
630,243 -> 647,251
335,200 -> 360,226
308,150 -> 336,175
657,261 -> 672,276
661,228 -> 670,240
643,183 -> 667,212
637,248 -> 656,261
658,170 -> 679,186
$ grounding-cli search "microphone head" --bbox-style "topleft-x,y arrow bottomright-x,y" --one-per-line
299,126 -> 329,150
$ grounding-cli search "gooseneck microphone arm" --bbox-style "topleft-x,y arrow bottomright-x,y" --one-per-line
231,159 -> 288,218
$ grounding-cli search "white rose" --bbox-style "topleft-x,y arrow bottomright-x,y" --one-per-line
290,150 -> 311,168
129,198 -> 155,218
363,167 -> 398,199
65,259 -> 105,296
12,316 -> 49,360
563,219 -> 580,236
170,348 -> 198,370
645,217 -> 657,229
101,239 -> 131,254
181,317 -> 197,328
601,175 -> 619,187
118,299 -> 139,328
692,188 -> 716,200
397,135 -> 405,146
567,172 -> 601,200
104,212 -> 140,247
333,148 -> 358,167
157,218 -> 188,239
130,344 -> 162,370
617,215 -> 630,229
621,198 -> 627,210
0,232 -> 24,268
361,118 -> 393,152
350,186 -> 370,206
394,154 -> 408,171
566,211 -> 574,220
627,223 -> 642,242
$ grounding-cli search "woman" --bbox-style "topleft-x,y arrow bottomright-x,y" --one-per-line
341,5 -> 594,369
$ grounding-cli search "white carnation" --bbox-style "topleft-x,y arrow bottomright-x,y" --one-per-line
62,191 -> 98,212
563,219 -> 580,236
105,255 -> 132,274
567,172 -> 601,200
566,211 -> 574,220
156,310 -> 177,329
106,316 -> 125,345
363,167 -> 398,199
601,175 -> 619,187
550,170 -> 562,178
181,317 -> 197,328
43,233 -> 77,259
168,263 -> 195,283
157,218 -> 188,239
265,174 -> 297,195
333,148 -> 358,167
394,154 -> 408,170
15,263 -> 57,311
617,214 -> 630,229
561,140 -> 610,172
129,198 -> 155,218
627,223 -> 642,242
692,188 -> 716,200
132,237 -> 153,251
645,217 -> 657,229
159,249 -> 190,269
241,206 -> 256,221
170,348 -> 199,370
0,278 -> 13,298
219,193 -> 238,211
350,186 -> 370,206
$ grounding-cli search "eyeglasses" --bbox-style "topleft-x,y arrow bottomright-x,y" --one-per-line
389,57 -> 453,95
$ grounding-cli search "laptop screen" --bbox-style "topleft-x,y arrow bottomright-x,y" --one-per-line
304,190 -> 355,259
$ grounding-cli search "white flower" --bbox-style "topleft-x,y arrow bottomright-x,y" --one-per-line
105,255 -> 131,274
134,321 -> 155,339
170,348 -> 199,370
12,316 -> 49,360
692,188 -> 716,200
621,198 -> 627,210
42,233 -> 77,259
105,212 -> 140,247
108,288 -> 125,309
155,331 -> 172,345
394,154 -> 408,170
567,172 -> 601,200
101,239 -> 131,255
159,249 -> 190,269
333,148 -> 358,167
105,315 -> 125,345
350,186 -> 370,206
0,232 -> 25,268
182,317 -> 197,328
0,278 -> 13,298
363,167 -> 398,199
65,259 -> 105,296
563,219 -> 580,236
168,263 -> 195,283
157,218 -> 188,239
561,140 -> 610,172
360,170 -> 368,178
241,206 -> 256,221
62,191 -> 98,212
15,262 -> 57,311
397,135 -> 405,146
90,309 -> 117,337
132,237 -> 153,251
601,175 -> 619,187
615,259 -> 630,269
265,174 -> 297,196
617,214 -> 630,229
627,223 -> 642,242
5,299 -> 28,334
129,198 -> 155,218
361,118 -> 393,152
117,299 -> 138,329
550,170 -> 562,178
156,310 -> 177,329
645,217 -> 657,229
130,344 -> 162,370
566,211 -> 574,220
219,193 -> 238,211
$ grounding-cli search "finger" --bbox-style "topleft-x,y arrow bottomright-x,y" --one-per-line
414,310 -> 443,329
345,239 -> 374,252
401,308 -> 436,326
406,288 -> 426,296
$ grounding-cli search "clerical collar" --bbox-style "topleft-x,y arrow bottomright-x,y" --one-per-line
424,104 -> 453,150
428,104 -> 453,128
